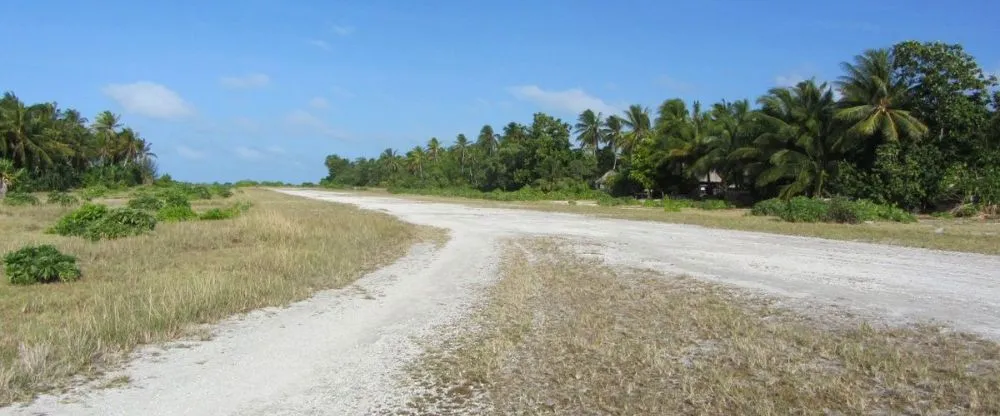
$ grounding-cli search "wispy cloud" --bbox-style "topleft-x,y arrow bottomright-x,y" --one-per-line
655,75 -> 695,92
309,97 -> 330,109
308,39 -> 332,51
775,73 -> 806,87
266,145 -> 286,154
332,25 -> 355,36
507,85 -> 618,115
234,146 -> 264,161
285,109 -> 347,139
102,82 -> 194,119
177,145 -> 207,160
220,73 -> 270,89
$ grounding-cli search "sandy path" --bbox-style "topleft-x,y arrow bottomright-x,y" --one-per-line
5,189 -> 999,415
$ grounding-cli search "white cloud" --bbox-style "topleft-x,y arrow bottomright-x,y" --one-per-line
332,25 -> 355,36
285,109 -> 347,139
308,39 -> 331,51
234,146 -> 264,161
266,145 -> 286,154
506,85 -> 618,115
102,82 -> 194,119
177,145 -> 207,160
309,97 -> 330,109
775,73 -> 806,87
655,75 -> 694,92
330,86 -> 355,99
220,73 -> 270,89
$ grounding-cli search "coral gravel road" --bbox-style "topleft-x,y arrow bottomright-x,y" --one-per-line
5,189 -> 1000,415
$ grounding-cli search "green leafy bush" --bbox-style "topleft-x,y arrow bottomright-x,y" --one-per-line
156,189 -> 191,208
47,191 -> 79,206
50,203 -> 110,237
79,185 -> 110,201
199,201 -> 252,220
127,194 -> 165,211
84,208 -> 157,241
157,205 -> 198,222
695,199 -> 731,210
212,185 -> 233,198
751,198 -> 787,217
2,192 -> 39,206
778,197 -> 830,223
187,185 -> 213,200
3,244 -> 81,285
826,197 -> 863,224
852,199 -> 917,223
663,198 -> 696,212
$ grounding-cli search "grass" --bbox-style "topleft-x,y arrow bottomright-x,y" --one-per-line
347,189 -> 1000,255
0,189 -> 428,405
401,238 -> 1000,415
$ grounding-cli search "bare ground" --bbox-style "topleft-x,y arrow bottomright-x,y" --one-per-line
4,189 -> 999,415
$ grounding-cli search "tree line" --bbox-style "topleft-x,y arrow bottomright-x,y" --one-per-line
0,92 -> 157,193
323,41 -> 999,211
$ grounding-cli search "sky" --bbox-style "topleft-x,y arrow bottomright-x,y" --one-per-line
2,0 -> 998,183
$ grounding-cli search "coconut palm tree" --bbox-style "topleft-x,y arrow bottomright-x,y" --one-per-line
426,137 -> 441,161
476,125 -> 498,155
453,134 -> 470,174
379,148 -> 402,174
406,146 -> 426,178
92,110 -> 122,165
693,99 -> 754,187
836,48 -> 928,148
573,109 -> 604,156
603,115 -> 625,170
750,80 -> 841,198
620,104 -> 651,158
0,158 -> 24,198
0,93 -> 51,169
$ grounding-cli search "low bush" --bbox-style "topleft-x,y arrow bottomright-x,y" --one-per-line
187,185 -> 213,200
49,203 -> 109,237
50,203 -> 156,240
751,198 -> 787,217
200,201 -> 253,220
156,205 -> 198,222
79,185 -> 110,201
3,244 -> 82,285
84,208 -> 156,241
826,197 -> 863,224
213,185 -> 233,198
47,191 -> 79,206
779,197 -> 831,222
597,194 -> 638,207
695,199 -> 731,210
156,188 -> 191,208
127,194 -> 165,211
853,199 -> 917,223
2,192 -> 39,206
663,198 -> 696,212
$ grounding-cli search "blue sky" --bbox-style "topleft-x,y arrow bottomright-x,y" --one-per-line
2,0 -> 998,183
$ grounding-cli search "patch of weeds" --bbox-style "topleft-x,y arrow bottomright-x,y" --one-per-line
156,205 -> 198,222
2,192 -> 39,206
49,203 -> 109,237
46,191 -> 79,206
127,194 -> 165,211
79,185 -> 110,201
750,198 -> 787,217
83,208 -> 156,241
663,197 -> 695,212
3,244 -> 81,285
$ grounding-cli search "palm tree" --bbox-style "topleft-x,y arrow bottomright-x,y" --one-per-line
92,110 -> 122,165
694,99 -> 754,188
603,115 -> 625,170
663,101 -> 714,181
476,125 -> 498,155
573,109 -> 604,156
379,148 -> 402,174
406,146 -> 426,179
750,80 -> 841,198
0,93 -> 51,169
453,134 -> 470,174
620,104 -> 651,158
426,137 -> 441,161
0,158 -> 24,198
835,48 -> 928,148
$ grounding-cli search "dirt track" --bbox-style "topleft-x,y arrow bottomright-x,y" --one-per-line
6,189 -> 999,415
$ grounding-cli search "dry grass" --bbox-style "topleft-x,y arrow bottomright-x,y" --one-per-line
0,189 -> 426,405
353,190 -> 1000,255
401,238 -> 1000,415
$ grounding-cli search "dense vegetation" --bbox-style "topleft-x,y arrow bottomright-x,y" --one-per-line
321,41 -> 1000,213
0,93 -> 156,192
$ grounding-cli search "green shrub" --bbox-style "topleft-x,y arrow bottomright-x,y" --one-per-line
751,198 -> 787,217
157,205 -> 198,222
2,192 -> 40,206
778,197 -> 830,223
50,203 -> 110,237
127,194 -> 165,211
79,185 -> 110,201
156,189 -> 191,208
187,185 -> 213,200
3,244 -> 82,285
84,208 -> 157,241
853,199 -> 917,223
199,208 -> 236,220
47,191 -> 79,206
696,199 -> 731,210
826,197 -> 862,224
213,186 -> 233,198
663,198 -> 696,212
953,203 -> 981,218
